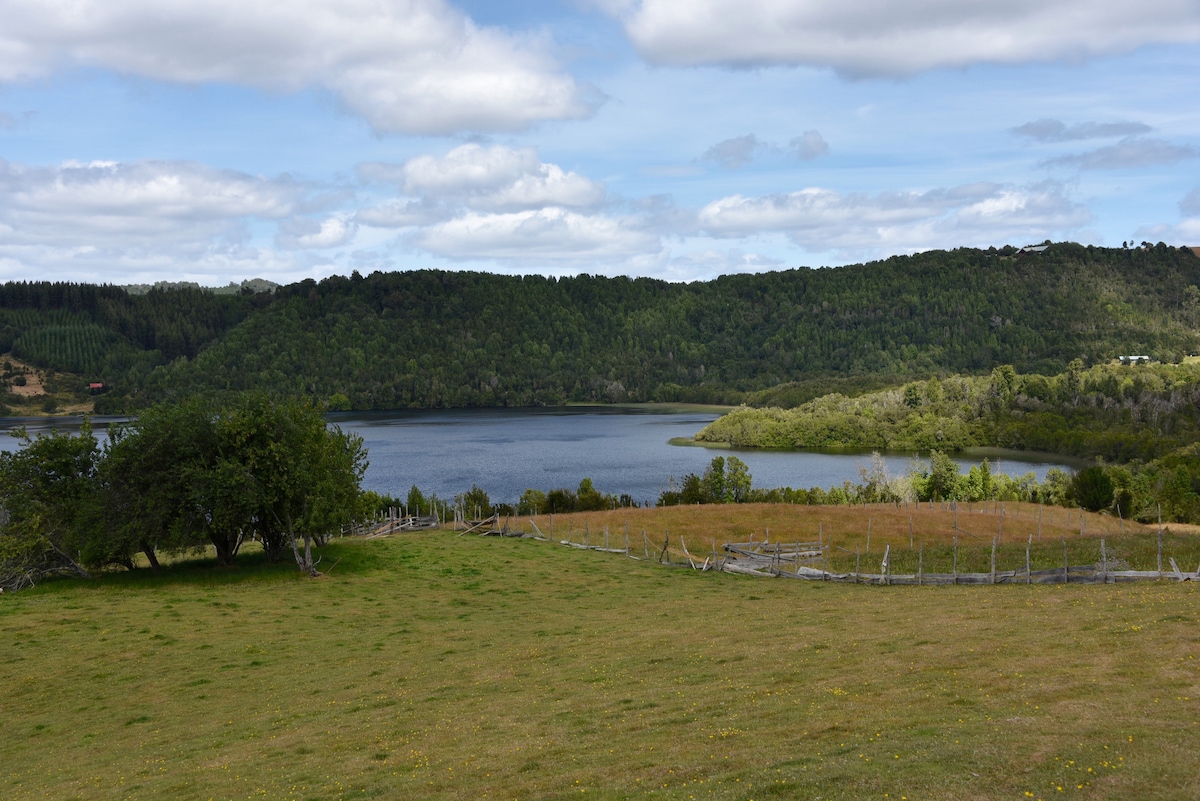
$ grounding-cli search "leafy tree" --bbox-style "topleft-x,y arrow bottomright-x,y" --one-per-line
919,450 -> 961,501
545,488 -> 577,513
406,485 -> 428,516
725,456 -> 752,502
702,457 -> 727,503
518,488 -> 547,515
1072,466 -> 1115,512
458,485 -> 492,519
99,399 -> 218,568
0,424 -> 102,590
576,478 -> 607,511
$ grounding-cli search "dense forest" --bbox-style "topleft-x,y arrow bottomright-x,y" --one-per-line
1,242 -> 1198,412
694,362 -> 1200,522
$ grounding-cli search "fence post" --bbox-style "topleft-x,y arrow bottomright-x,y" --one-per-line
953,535 -> 958,585
643,529 -> 649,560
1158,505 -> 1164,577
866,518 -> 872,553
1062,533 -> 1069,584
1026,534 -> 1032,585
990,538 -> 997,584
882,543 -> 891,586
660,530 -> 669,564
1158,526 -> 1164,577
855,547 -> 861,584
909,516 -> 913,549
1101,538 -> 1107,584
918,542 -> 923,586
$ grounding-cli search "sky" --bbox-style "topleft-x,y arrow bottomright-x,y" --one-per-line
0,0 -> 1198,287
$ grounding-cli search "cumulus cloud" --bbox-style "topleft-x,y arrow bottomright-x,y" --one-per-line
354,198 -> 448,229
698,181 -> 1090,254
1012,119 -> 1153,142
0,0 -> 594,135
276,216 -> 356,250
1040,138 -> 1198,170
360,144 -> 605,213
0,157 -> 356,283
791,130 -> 829,160
607,0 -> 1200,75
701,134 -> 771,169
413,208 -> 658,263
0,158 -> 302,250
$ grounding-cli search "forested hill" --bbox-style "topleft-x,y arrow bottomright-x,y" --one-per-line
4,242 -> 1200,412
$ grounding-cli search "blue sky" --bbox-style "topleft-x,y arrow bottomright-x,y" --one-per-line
0,0 -> 1197,286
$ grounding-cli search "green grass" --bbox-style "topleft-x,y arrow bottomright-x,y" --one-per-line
2,529 -> 1199,800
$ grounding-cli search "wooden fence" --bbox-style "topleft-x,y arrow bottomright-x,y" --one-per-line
467,517 -> 1200,586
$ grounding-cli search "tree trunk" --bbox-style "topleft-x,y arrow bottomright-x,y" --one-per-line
260,532 -> 287,563
210,533 -> 237,566
286,513 -> 321,577
140,542 -> 161,570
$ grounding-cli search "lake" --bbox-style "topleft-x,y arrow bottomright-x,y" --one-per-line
0,407 -> 1073,506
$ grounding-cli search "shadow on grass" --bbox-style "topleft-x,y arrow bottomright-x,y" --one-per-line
14,538 -> 391,596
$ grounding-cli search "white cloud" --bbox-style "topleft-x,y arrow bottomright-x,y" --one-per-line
1012,119 -> 1153,142
0,158 -> 359,283
354,198 -> 448,229
609,0 -> 1200,75
698,181 -> 1090,254
791,130 -> 829,160
1041,137 -> 1198,170
413,207 -> 658,263
361,144 -> 605,213
276,215 -> 356,250
0,0 -> 594,135
0,158 -> 301,250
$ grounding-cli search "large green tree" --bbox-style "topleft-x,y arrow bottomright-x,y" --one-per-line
0,424 -> 103,590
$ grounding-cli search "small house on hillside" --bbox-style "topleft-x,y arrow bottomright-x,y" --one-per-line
1119,356 -> 1150,365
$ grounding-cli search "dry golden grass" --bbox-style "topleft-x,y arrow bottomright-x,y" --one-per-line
534,502 -> 1149,551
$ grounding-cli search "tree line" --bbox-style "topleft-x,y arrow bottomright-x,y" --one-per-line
3,242 -> 1199,413
695,361 -> 1200,521
0,395 -> 366,591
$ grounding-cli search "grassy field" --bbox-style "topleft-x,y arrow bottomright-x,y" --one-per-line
2,507 -> 1199,800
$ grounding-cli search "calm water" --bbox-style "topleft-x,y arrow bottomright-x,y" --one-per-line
1,408 -> 1071,506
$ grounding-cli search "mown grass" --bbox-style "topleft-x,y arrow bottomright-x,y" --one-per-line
2,516 -> 1198,800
